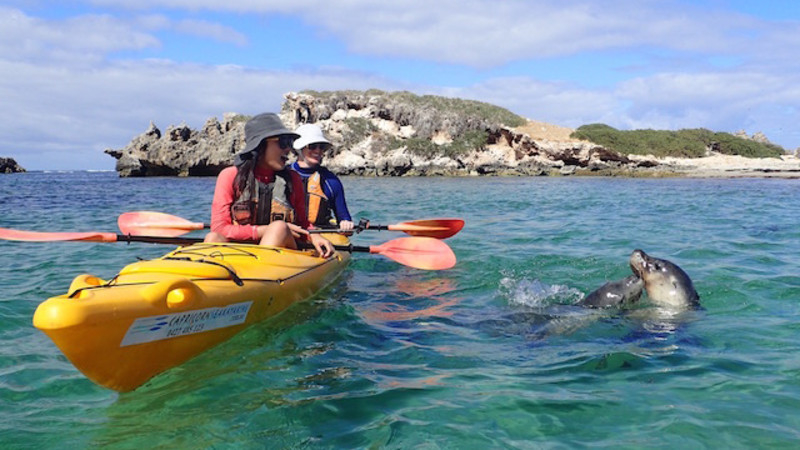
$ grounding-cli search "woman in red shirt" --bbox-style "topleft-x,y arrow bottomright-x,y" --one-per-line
204,113 -> 333,258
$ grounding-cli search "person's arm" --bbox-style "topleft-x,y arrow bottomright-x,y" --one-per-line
323,171 -> 353,229
209,166 -> 260,241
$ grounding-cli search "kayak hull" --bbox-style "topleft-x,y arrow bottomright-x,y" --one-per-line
33,237 -> 350,392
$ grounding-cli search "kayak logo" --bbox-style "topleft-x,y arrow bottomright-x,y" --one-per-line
120,301 -> 253,347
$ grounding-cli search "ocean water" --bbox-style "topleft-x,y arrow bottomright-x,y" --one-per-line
1,171 -> 799,448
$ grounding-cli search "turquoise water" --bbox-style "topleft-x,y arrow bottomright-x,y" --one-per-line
1,171 -> 799,448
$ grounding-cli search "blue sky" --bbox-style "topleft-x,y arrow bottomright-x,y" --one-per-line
3,0 -> 800,170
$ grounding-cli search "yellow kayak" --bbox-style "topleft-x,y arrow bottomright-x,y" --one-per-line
33,235 -> 350,392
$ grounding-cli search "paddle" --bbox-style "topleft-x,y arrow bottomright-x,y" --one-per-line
311,218 -> 465,240
118,211 -> 205,238
357,236 -> 456,271
0,228 -> 203,246
118,212 -> 464,239
0,228 -> 456,270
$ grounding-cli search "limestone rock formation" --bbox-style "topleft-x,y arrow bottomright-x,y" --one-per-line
105,90 -> 658,177
0,157 -> 26,173
280,91 -> 658,176
105,115 -> 246,177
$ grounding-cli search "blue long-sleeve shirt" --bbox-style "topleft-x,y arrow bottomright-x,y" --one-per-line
290,162 -> 352,223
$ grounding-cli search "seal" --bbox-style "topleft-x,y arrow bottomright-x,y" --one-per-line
629,249 -> 699,309
579,275 -> 644,308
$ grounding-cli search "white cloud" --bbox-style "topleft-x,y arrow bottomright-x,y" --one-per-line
85,0 -> 778,66
0,7 -> 249,66
441,70 -> 800,149
612,71 -> 800,142
0,6 -> 161,64
0,56 -> 402,170
173,19 -> 248,46
440,77 -> 617,128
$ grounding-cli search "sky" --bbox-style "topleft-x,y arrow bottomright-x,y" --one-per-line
2,0 -> 800,171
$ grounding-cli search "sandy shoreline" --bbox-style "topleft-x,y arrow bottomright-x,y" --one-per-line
630,153 -> 800,179
516,120 -> 800,179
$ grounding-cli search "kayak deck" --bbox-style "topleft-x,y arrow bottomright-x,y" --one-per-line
33,237 -> 350,392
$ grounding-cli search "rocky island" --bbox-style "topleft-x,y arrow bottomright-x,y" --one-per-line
0,157 -> 26,174
105,90 -> 800,178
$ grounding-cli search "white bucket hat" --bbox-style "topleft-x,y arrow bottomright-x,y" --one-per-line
293,124 -> 331,151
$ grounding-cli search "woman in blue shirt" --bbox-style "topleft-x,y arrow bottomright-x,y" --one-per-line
291,124 -> 354,231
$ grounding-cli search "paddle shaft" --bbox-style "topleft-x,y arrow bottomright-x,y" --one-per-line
117,234 -> 204,246
120,212 -> 461,240
132,225 -> 387,235
117,234 -> 372,253
1,227 -> 391,254
129,223 -> 392,233
128,223 -> 406,236
308,225 -> 391,234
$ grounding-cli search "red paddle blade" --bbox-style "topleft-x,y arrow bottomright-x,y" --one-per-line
119,211 -> 206,237
370,237 -> 457,270
0,228 -> 118,243
387,218 -> 464,239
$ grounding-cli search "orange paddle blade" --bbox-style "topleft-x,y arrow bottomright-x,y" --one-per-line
0,227 -> 118,243
0,227 -> 207,246
118,211 -> 206,237
386,218 -> 464,239
370,237 -> 457,270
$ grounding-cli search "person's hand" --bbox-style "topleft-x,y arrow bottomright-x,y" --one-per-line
286,222 -> 307,240
338,220 -> 354,232
309,234 -> 334,258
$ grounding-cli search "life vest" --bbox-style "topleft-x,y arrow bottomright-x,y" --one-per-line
230,169 -> 295,225
304,171 -> 333,226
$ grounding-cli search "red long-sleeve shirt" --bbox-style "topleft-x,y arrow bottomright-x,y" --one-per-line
209,165 -> 310,241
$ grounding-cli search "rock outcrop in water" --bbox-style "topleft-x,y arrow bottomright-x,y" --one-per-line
104,90 -> 736,177
0,157 -> 25,173
104,116 -> 245,177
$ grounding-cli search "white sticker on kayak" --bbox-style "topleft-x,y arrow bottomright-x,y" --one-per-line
120,301 -> 252,347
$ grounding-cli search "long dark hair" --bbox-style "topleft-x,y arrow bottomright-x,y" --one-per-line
234,141 -> 263,196
234,158 -> 256,196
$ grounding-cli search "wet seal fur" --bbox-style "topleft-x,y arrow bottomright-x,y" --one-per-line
629,249 -> 699,309
580,275 -> 644,308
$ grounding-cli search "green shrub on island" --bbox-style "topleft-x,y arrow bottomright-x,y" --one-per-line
341,117 -> 378,150
395,129 -> 489,158
306,89 -> 523,158
385,91 -> 527,128
229,114 -> 251,124
571,124 -> 784,158
446,130 -> 489,157
301,89 -> 527,129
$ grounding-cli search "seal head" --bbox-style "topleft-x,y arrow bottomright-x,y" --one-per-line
580,275 -> 644,308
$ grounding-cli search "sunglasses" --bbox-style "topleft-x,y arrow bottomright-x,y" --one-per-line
268,135 -> 296,150
307,143 -> 331,151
